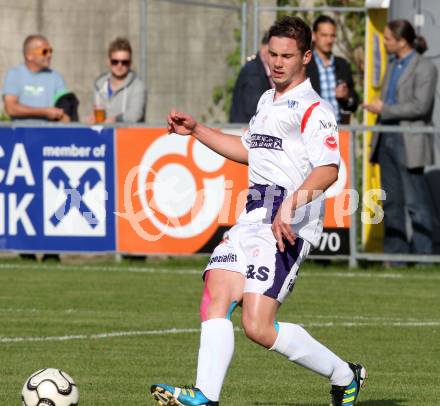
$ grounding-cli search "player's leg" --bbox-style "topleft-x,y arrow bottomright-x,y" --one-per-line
240,226 -> 366,405
195,268 -> 244,402
241,291 -> 353,382
151,269 -> 244,405
151,228 -> 245,405
241,291 -> 366,406
241,292 -> 279,348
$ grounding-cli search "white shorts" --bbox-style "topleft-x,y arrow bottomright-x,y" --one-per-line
204,223 -> 311,303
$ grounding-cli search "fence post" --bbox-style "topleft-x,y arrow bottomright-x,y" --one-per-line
349,129 -> 358,268
240,2 -> 248,66
253,0 -> 259,55
139,0 -> 147,82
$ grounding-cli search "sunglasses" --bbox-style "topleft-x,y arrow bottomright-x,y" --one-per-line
31,47 -> 53,56
110,59 -> 131,66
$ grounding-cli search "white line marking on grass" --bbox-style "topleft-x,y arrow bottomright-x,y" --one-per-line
1,262 -> 439,280
0,263 -> 200,275
299,314 -> 436,322
1,309 -> 430,324
2,321 -> 439,344
300,271 -> 440,280
0,328 -> 201,343
305,321 -> 440,327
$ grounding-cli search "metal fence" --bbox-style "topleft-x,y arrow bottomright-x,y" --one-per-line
341,124 -> 440,268
1,122 -> 440,267
250,1 -> 367,55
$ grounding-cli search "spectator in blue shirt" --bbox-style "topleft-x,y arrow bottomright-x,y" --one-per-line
2,34 -> 69,262
2,34 -> 68,122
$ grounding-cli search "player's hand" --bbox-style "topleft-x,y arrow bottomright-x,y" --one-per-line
46,107 -> 65,121
272,196 -> 296,253
167,109 -> 197,135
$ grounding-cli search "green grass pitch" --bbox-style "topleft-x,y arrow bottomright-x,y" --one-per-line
0,256 -> 439,405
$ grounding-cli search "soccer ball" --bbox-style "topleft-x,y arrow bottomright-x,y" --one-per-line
22,368 -> 79,406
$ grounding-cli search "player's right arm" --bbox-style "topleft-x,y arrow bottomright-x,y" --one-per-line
167,109 -> 248,164
3,95 -> 64,120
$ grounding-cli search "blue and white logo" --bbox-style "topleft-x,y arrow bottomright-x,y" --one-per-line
288,99 -> 299,109
43,161 -> 106,236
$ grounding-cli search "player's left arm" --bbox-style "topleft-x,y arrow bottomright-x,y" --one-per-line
272,102 -> 340,252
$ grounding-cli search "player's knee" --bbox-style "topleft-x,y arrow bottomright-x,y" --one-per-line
200,289 -> 236,322
242,316 -> 272,347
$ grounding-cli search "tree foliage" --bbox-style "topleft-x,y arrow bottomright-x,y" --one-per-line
210,0 -> 366,122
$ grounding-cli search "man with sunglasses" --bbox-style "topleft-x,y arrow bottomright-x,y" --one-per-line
90,37 -> 146,123
2,34 -> 68,122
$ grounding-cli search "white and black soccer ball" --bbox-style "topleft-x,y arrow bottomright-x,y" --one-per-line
22,368 -> 79,406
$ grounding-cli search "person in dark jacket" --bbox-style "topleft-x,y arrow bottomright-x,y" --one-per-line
306,15 -> 358,123
229,32 -> 272,124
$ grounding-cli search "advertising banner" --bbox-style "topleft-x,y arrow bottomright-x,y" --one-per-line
115,128 -> 248,254
0,127 -> 115,252
116,128 -> 351,256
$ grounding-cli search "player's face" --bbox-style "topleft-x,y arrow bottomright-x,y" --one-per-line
312,22 -> 336,54
268,36 -> 311,91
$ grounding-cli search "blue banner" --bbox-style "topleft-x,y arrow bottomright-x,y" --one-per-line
0,127 -> 115,252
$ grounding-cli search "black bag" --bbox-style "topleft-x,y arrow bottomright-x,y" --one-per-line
54,92 -> 80,122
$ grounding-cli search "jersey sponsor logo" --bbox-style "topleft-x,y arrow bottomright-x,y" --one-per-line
246,264 -> 270,281
287,99 -> 299,109
319,120 -> 338,132
250,134 -> 283,150
324,134 -> 338,150
208,253 -> 237,265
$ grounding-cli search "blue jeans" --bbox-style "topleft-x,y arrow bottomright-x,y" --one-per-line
378,133 -> 433,254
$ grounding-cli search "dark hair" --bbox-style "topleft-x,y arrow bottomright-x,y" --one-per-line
387,19 -> 428,54
23,34 -> 48,54
108,37 -> 132,58
268,16 -> 312,54
312,15 -> 336,32
261,30 -> 270,45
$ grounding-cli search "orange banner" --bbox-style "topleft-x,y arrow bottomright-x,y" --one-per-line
115,128 -> 247,254
115,128 -> 351,255
323,130 -> 351,229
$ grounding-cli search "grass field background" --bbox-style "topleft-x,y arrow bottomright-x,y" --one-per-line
0,256 -> 439,405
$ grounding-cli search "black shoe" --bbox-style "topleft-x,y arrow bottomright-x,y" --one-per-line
41,254 -> 60,263
330,362 -> 367,406
19,253 -> 37,261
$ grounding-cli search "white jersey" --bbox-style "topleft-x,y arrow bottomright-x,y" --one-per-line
238,78 -> 340,247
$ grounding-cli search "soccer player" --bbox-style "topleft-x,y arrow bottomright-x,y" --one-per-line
151,16 -> 367,406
